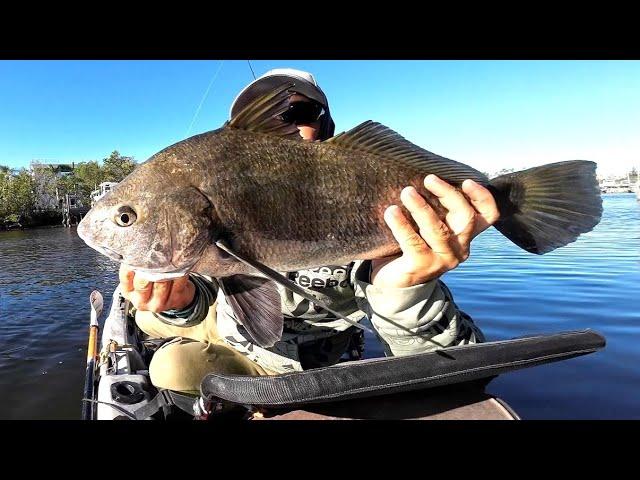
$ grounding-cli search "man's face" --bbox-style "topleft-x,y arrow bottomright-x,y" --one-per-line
289,93 -> 322,141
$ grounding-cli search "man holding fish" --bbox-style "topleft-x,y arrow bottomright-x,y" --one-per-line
80,68 -> 600,393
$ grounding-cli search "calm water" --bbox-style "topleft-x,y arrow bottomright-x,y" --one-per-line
1,194 -> 638,419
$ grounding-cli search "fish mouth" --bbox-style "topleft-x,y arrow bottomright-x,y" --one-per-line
95,245 -> 124,262
122,254 -> 199,282
133,270 -> 191,282
124,264 -> 192,282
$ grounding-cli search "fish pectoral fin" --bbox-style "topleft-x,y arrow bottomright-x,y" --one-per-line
226,83 -> 303,141
215,239 -> 373,335
218,274 -> 283,349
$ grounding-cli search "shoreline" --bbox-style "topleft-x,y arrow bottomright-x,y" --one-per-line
0,223 -> 76,233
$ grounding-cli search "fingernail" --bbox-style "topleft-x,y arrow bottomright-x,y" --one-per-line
425,174 -> 437,184
401,186 -> 417,198
385,205 -> 400,218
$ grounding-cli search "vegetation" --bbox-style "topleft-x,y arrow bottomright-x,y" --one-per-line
0,151 -> 137,228
0,169 -> 36,221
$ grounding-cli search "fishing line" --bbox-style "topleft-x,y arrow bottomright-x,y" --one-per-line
186,60 -> 225,137
247,60 -> 256,80
214,240 -> 374,335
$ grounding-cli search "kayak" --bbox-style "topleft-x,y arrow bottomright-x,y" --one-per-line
82,288 -> 605,421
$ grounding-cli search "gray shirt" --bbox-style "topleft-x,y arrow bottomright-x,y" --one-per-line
158,261 -> 484,374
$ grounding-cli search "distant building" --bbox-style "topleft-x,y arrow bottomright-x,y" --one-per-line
29,160 -> 75,176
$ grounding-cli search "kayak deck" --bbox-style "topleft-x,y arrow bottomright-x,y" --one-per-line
93,290 -> 608,421
250,384 -> 519,420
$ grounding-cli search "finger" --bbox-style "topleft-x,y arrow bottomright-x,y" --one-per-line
462,179 -> 500,236
170,274 -> 191,292
118,264 -> 135,297
147,280 -> 173,312
383,205 -> 432,257
166,277 -> 196,310
424,175 -> 476,236
398,187 -> 460,260
131,276 -> 153,309
399,186 -> 455,254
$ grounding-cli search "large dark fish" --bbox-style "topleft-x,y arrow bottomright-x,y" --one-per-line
77,84 -> 603,347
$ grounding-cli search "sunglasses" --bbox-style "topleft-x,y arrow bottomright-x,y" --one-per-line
280,101 -> 325,125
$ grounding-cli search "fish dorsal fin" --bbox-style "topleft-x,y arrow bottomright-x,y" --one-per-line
227,82 -> 303,141
326,121 -> 487,185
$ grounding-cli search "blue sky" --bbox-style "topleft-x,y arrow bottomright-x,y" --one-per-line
1,60 -> 638,177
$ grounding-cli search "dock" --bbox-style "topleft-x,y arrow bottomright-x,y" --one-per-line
61,193 -> 90,227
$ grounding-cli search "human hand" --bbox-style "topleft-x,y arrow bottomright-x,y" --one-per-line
118,264 -> 196,312
370,175 -> 500,289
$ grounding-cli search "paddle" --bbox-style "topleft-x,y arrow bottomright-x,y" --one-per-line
81,290 -> 104,420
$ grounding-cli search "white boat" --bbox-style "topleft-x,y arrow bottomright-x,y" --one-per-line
90,182 -> 118,207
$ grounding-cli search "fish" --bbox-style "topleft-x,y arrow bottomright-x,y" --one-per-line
77,83 -> 603,348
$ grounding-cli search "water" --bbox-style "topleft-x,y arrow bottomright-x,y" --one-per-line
0,194 -> 638,419
0,227 -> 119,419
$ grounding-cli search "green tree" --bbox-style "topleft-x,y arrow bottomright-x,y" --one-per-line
73,160 -> 105,204
75,160 -> 104,191
0,167 -> 10,219
0,169 -> 36,220
56,172 -> 83,204
102,151 -> 137,182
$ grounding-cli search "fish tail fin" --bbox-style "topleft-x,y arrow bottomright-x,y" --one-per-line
488,160 -> 603,254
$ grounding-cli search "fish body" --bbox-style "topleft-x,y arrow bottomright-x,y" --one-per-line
194,127 -> 491,275
78,123 -> 489,277
77,84 -> 603,347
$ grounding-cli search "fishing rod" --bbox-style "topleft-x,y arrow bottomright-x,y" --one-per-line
81,290 -> 103,420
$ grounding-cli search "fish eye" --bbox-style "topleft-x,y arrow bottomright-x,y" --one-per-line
114,206 -> 137,227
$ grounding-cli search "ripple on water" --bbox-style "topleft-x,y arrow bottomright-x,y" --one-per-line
0,195 -> 639,418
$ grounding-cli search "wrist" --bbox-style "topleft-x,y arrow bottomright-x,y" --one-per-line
371,260 -> 441,289
163,285 -> 198,316
372,275 -> 439,289
155,275 -> 217,328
